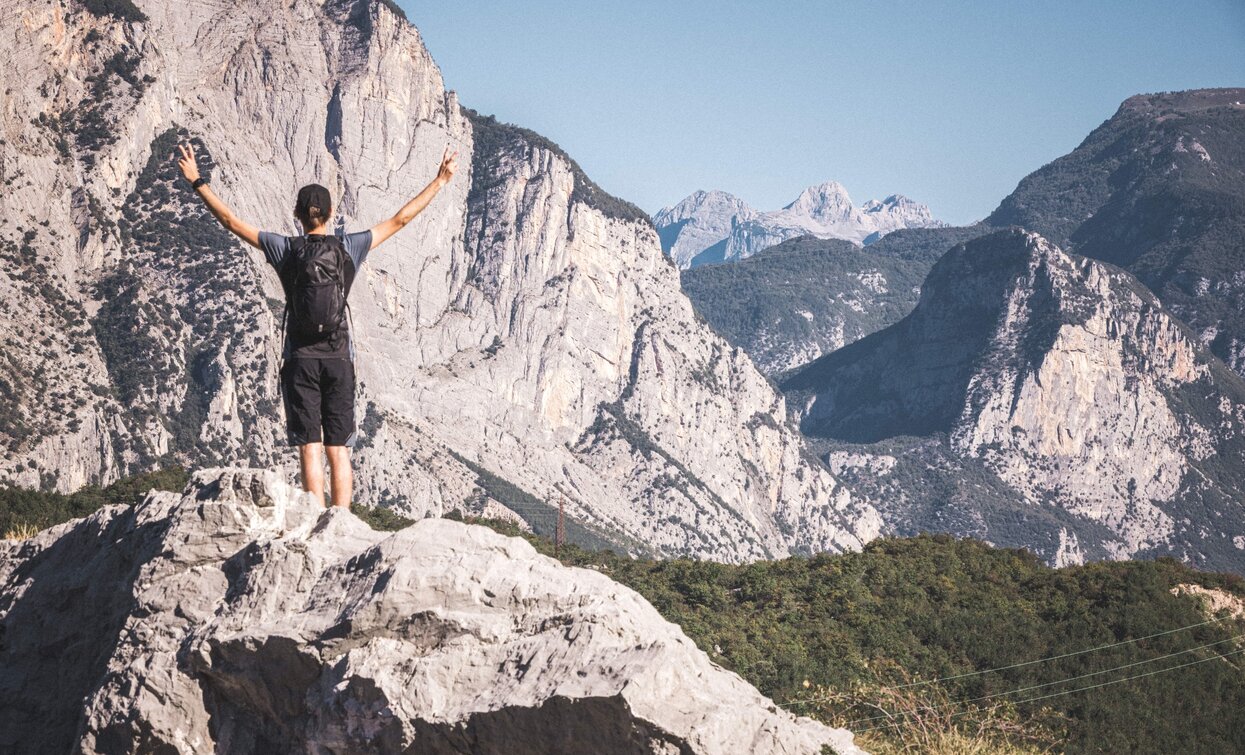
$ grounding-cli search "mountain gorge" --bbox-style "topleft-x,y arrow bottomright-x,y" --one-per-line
671,89 -> 1245,572
680,226 -> 986,375
683,90 -> 1245,391
0,0 -> 882,561
654,182 -> 944,269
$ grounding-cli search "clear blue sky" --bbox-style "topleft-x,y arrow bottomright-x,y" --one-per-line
401,0 -> 1245,225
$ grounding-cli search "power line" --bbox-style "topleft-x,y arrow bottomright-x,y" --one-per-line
852,646 -> 1245,735
888,616 -> 1233,689
841,634 -> 1244,728
782,614 -> 1235,710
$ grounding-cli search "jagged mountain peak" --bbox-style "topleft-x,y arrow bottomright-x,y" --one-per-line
657,180 -> 943,268
784,180 -> 854,215
654,188 -> 754,225
862,193 -> 921,212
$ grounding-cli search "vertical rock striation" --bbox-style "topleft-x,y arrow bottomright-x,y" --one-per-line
987,89 -> 1245,375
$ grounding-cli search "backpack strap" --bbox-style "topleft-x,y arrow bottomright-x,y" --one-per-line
278,236 -> 307,361
280,302 -> 289,362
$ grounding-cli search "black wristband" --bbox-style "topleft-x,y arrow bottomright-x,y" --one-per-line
191,177 -> 208,190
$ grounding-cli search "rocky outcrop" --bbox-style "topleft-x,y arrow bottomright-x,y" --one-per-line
783,229 -> 1245,571
0,468 -> 863,755
654,183 -> 943,269
0,0 -> 879,561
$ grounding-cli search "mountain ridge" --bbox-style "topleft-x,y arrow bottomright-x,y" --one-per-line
680,226 -> 988,375
654,182 -> 944,269
987,87 -> 1245,374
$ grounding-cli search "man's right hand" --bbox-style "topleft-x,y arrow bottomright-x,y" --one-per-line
177,143 -> 201,184
171,141 -> 262,250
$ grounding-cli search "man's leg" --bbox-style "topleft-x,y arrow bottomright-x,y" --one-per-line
320,358 -> 357,509
325,445 -> 352,508
282,359 -> 327,506
299,442 -> 327,506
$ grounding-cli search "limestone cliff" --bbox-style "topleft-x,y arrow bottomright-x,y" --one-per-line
0,0 -> 879,560
783,229 -> 1245,571
0,468 -> 865,754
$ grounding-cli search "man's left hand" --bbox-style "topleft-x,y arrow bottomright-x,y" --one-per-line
436,145 -> 459,184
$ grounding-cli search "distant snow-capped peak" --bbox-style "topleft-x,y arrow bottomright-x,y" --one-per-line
654,181 -> 943,269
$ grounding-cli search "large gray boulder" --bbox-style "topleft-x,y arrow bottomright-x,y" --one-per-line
0,468 -> 864,754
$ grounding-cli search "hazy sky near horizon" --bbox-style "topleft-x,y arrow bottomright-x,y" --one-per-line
403,0 -> 1245,224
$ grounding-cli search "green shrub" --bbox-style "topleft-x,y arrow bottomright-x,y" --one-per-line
0,466 -> 187,537
80,0 -> 148,23
474,523 -> 1245,755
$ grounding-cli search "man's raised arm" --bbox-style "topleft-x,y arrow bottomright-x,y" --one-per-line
177,143 -> 261,250
369,146 -> 459,252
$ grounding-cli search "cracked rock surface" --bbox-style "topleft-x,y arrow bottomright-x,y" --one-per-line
0,468 -> 864,755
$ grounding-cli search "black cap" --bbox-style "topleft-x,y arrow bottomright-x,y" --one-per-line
295,183 -> 332,221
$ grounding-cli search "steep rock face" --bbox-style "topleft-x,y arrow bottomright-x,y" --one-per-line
680,227 -> 986,375
0,0 -> 469,493
654,182 -> 943,269
0,0 -> 878,561
445,114 -> 879,559
0,468 -> 864,754
784,229 -> 1245,570
987,88 -> 1245,375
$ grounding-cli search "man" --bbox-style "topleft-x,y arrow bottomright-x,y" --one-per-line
176,141 -> 458,508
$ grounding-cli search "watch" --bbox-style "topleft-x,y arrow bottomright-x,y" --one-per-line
191,177 -> 209,190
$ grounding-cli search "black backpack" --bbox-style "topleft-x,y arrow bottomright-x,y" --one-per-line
283,235 -> 350,338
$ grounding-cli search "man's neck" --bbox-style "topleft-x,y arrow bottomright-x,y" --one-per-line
303,223 -> 331,236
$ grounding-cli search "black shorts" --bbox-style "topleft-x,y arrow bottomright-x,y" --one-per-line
279,358 -> 356,447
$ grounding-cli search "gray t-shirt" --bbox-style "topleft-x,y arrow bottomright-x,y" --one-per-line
260,230 -> 373,360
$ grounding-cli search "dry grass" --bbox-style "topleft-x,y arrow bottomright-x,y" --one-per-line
857,728 -> 1055,755
787,664 -> 1064,755
3,521 -> 40,541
